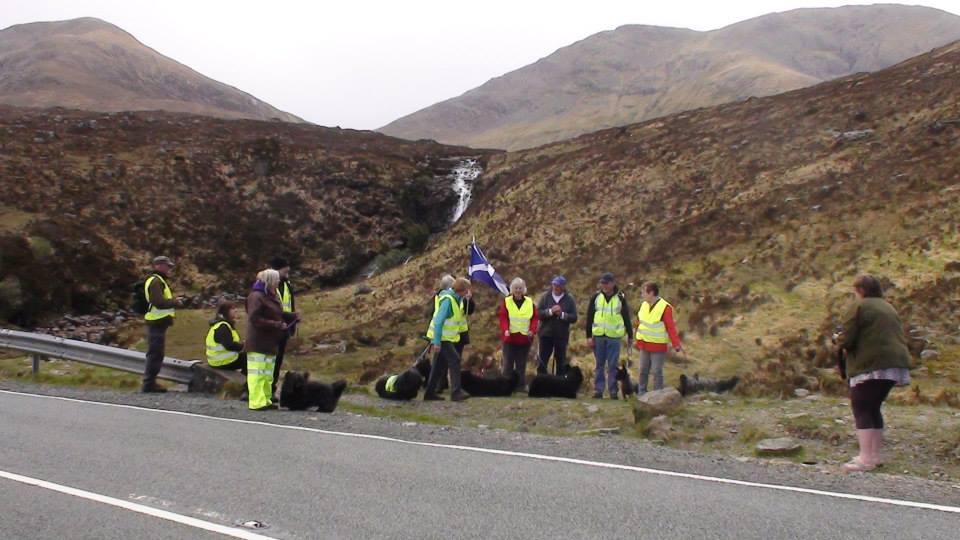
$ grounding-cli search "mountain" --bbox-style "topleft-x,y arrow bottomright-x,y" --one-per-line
0,106 -> 492,325
379,4 -> 960,150
0,17 -> 303,122
355,39 -> 960,397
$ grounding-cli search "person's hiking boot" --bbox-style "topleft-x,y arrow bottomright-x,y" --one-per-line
239,390 -> 249,402
450,391 -> 470,402
592,391 -> 603,399
141,382 -> 167,394
609,394 -> 619,400
423,393 -> 445,401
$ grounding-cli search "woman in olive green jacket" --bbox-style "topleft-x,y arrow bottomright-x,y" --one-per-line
838,275 -> 911,472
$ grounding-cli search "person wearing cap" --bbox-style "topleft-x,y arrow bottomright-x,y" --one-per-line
498,277 -> 539,391
270,256 -> 298,397
141,256 -> 184,393
536,275 -> 578,375
585,272 -> 632,399
634,281 -> 682,394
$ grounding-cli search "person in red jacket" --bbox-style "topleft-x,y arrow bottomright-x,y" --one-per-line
498,277 -> 539,392
634,281 -> 682,393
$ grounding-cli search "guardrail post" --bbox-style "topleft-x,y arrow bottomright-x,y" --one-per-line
31,354 -> 42,375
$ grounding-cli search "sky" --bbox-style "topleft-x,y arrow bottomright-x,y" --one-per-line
3,1 -> 960,129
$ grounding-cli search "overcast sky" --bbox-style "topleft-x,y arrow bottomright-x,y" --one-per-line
3,1 -> 959,129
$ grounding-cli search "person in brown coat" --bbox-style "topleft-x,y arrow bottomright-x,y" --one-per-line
245,269 -> 299,410
838,274 -> 911,472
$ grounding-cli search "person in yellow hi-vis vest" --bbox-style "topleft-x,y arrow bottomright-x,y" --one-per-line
245,269 -> 299,410
585,272 -> 632,399
270,257 -> 299,397
423,277 -> 472,402
142,255 -> 184,393
205,300 -> 246,374
498,277 -> 539,392
633,281 -> 682,394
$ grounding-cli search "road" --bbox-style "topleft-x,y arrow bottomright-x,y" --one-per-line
1,390 -> 957,539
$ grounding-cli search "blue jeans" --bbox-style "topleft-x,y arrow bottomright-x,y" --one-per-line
593,336 -> 621,396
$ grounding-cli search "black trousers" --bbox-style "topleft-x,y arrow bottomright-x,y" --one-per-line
537,334 -> 569,375
273,333 -> 289,394
143,324 -> 167,384
425,342 -> 462,396
850,379 -> 895,429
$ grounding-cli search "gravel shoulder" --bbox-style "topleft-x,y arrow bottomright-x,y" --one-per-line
3,380 -> 959,509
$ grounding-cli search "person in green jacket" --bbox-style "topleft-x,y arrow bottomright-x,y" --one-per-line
838,274 -> 911,472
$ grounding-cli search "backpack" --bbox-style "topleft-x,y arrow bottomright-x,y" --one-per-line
131,276 -> 153,315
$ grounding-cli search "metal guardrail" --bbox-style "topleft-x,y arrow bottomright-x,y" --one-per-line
0,329 -> 226,392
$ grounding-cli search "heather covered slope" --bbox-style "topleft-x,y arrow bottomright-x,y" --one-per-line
344,40 -> 960,400
0,107 -> 493,324
380,4 -> 960,150
0,17 -> 302,123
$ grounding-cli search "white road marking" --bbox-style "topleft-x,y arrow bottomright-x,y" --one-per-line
3,389 -> 960,515
0,469 -> 277,540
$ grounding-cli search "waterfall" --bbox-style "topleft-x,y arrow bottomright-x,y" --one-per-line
450,158 -> 482,223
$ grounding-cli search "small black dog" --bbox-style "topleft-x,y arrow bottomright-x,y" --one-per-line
460,370 -> 518,397
615,364 -> 639,399
280,371 -> 347,412
375,357 -> 431,401
528,366 -> 583,399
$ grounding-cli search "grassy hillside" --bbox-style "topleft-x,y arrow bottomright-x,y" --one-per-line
380,5 -> 960,150
0,18 -> 302,123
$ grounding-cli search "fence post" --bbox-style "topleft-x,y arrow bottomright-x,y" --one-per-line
32,354 -> 42,375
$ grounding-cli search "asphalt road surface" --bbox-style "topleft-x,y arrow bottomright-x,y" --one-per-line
1,390 -> 957,539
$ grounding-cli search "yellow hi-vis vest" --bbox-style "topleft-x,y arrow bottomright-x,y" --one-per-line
144,274 -> 175,321
425,292 -> 464,343
592,292 -> 625,338
457,298 -> 469,333
279,281 -> 293,313
504,296 -> 533,335
205,321 -> 240,366
636,298 -> 671,344
385,374 -> 399,393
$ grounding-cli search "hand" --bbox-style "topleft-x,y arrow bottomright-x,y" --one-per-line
550,305 -> 562,316
675,346 -> 683,353
430,344 -> 440,356
504,330 -> 510,338
587,338 -> 594,348
280,322 -> 289,331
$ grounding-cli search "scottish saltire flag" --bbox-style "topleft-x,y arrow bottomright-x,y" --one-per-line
468,240 -> 509,295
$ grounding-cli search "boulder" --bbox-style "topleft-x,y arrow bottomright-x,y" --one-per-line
644,415 -> 672,440
633,387 -> 683,422
756,437 -> 802,457
920,349 -> 939,361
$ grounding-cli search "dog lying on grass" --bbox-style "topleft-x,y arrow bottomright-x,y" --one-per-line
460,370 -> 517,397
528,366 -> 583,399
280,371 -> 347,412
678,373 -> 740,397
374,356 -> 431,401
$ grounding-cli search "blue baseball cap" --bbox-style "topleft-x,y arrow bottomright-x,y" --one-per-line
551,275 -> 567,286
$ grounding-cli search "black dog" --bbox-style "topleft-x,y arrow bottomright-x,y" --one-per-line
615,364 -> 639,399
678,373 -> 740,397
528,366 -> 583,399
375,356 -> 431,401
460,370 -> 518,397
280,371 -> 347,412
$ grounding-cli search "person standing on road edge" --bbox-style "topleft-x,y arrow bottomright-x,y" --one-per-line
586,272 -> 632,399
634,281 -> 682,394
270,257 -> 298,398
245,269 -> 298,410
837,274 -> 911,472
536,275 -> 577,375
499,277 -> 539,391
424,277 -> 472,402
141,255 -> 183,393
